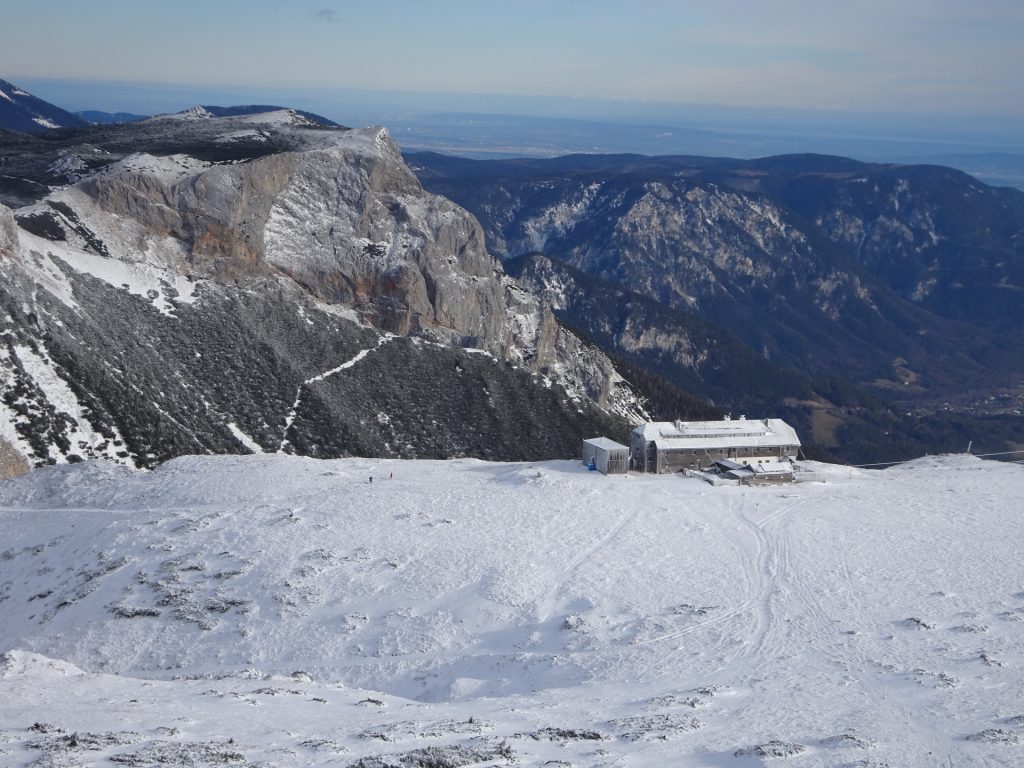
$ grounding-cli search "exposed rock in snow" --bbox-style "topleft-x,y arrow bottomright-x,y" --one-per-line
0,203 -> 18,253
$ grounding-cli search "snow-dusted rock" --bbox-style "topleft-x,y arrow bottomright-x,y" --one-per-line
0,203 -> 17,253
0,117 -> 643,469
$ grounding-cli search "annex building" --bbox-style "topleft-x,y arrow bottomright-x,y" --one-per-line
630,417 -> 801,474
581,437 -> 629,474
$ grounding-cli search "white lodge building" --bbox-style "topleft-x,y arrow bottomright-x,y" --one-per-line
630,417 -> 801,473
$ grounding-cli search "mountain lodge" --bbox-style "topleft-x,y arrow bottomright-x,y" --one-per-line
629,417 -> 801,474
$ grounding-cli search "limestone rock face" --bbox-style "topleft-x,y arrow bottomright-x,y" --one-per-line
0,204 -> 17,254
257,132 -> 513,352
0,115 -> 642,469
78,153 -> 284,280
72,128 -> 560,361
0,436 -> 29,479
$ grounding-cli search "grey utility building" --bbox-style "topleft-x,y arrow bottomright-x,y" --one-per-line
630,417 -> 801,473
581,437 -> 629,474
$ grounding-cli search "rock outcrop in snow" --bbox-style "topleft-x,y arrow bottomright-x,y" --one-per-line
0,203 -> 18,254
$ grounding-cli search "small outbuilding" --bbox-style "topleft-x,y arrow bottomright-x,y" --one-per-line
581,437 -> 629,475
630,416 -> 801,474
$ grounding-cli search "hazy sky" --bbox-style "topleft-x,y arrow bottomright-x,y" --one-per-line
3,0 -> 1023,118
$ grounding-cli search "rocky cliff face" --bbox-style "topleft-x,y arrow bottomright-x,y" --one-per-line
768,163 -> 1024,337
0,113 -> 643,470
0,204 -> 16,248
507,252 -> 812,406
66,129 -> 523,351
414,152 -> 1024,392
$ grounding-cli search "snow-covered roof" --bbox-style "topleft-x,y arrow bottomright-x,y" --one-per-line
717,458 -> 794,472
714,458 -> 748,471
751,460 -> 796,475
633,418 -> 800,450
583,436 -> 628,452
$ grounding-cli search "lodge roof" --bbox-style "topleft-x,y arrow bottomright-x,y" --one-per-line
632,418 -> 801,451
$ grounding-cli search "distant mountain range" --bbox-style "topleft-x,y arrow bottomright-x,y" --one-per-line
410,150 -> 1024,460
0,77 -> 1021,472
0,79 -> 341,132
385,110 -> 1024,192
75,110 -> 148,125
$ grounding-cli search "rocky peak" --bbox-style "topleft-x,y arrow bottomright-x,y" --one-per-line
0,116 -> 645,470
66,127 -> 509,352
178,105 -> 216,120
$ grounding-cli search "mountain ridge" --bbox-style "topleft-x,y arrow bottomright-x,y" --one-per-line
2,80 -> 1022,470
411,151 -> 1024,387
0,110 -> 643,473
0,78 -> 88,133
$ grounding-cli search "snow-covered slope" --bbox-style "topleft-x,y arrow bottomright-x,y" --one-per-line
1,454 -> 1022,766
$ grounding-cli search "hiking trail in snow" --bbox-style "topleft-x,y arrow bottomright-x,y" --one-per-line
278,333 -> 395,452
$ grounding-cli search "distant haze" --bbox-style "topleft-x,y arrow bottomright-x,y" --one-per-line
3,1 -> 1024,186
3,1 -> 1023,116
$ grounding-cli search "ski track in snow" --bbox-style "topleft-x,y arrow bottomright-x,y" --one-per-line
277,334 -> 394,452
634,492 -> 815,668
0,454 -> 1022,767
626,480 -> 1004,766
534,505 -> 641,625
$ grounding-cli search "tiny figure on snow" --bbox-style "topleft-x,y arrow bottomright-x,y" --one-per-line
369,475 -> 373,484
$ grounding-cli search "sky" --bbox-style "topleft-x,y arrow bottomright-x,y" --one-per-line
3,1 -> 1022,116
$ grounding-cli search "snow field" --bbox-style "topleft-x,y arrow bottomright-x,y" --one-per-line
18,227 -> 200,318
0,453 -> 1022,766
